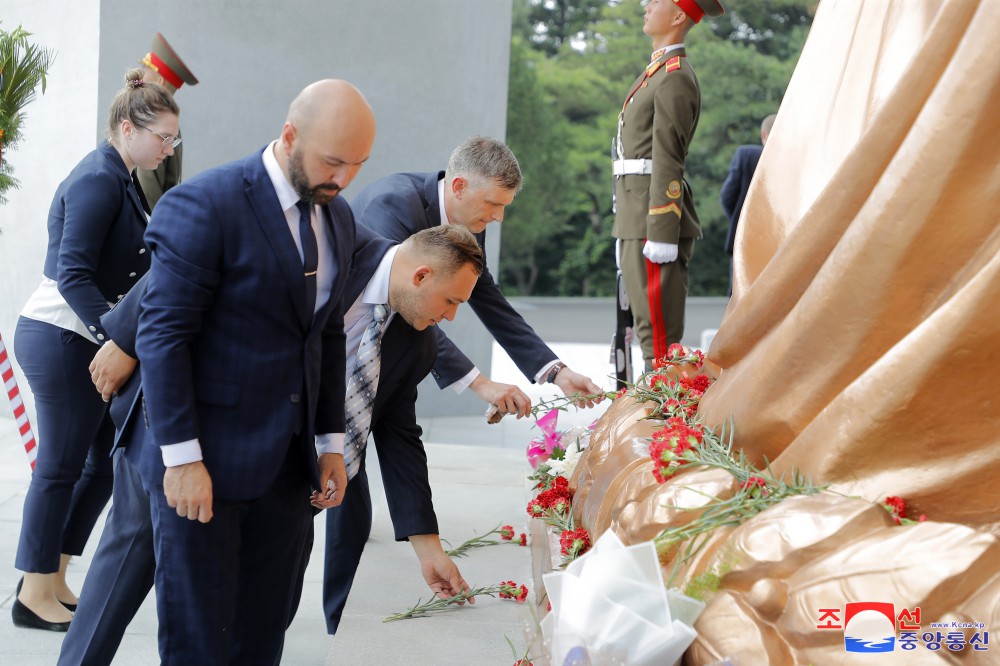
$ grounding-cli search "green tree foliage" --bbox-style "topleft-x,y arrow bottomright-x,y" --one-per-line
503,0 -> 813,297
0,24 -> 55,204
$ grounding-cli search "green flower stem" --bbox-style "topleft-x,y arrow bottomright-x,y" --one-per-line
383,582 -> 520,622
529,391 -> 617,417
652,420 -> 826,586
444,524 -> 517,558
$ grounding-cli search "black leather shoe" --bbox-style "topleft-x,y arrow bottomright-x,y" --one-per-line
11,598 -> 71,632
16,577 -> 77,612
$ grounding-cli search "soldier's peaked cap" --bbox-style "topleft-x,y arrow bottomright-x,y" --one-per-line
141,33 -> 198,88
672,0 -> 724,23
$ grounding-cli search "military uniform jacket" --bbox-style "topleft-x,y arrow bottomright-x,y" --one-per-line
613,48 -> 702,244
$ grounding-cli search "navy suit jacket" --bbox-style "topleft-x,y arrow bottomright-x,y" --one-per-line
133,146 -> 386,500
350,171 -> 556,388
720,144 -> 763,256
101,273 -> 147,438
44,142 -> 151,342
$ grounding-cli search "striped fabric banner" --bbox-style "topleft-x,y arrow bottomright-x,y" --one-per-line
0,331 -> 37,470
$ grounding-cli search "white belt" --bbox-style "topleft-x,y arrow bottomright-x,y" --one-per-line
612,158 -> 652,176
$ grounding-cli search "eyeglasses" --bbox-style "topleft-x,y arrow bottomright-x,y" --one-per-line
137,124 -> 182,149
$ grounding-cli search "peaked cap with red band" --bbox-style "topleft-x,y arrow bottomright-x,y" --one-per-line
672,0 -> 725,24
140,33 -> 198,89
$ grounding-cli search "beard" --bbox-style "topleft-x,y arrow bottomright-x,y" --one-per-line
288,148 -> 341,205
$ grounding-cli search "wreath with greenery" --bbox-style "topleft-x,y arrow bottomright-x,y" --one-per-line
0,24 -> 55,204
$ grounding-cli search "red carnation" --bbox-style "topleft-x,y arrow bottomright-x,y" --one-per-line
741,476 -> 769,496
667,342 -> 686,359
680,374 -> 712,394
499,525 -> 515,541
560,528 -> 591,557
518,533 -> 527,547
499,580 -> 528,602
526,497 -> 546,517
884,496 -> 906,516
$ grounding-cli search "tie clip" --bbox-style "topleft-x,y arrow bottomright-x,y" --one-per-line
304,270 -> 318,277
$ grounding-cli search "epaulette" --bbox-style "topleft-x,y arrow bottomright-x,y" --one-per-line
663,56 -> 682,74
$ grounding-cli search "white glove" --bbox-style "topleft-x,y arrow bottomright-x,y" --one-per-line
642,240 -> 678,264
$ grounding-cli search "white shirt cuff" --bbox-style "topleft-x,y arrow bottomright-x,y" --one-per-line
447,368 -> 481,394
535,360 -> 561,384
316,432 -> 344,455
161,439 -> 203,467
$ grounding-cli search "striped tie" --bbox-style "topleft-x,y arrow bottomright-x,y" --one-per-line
343,304 -> 387,480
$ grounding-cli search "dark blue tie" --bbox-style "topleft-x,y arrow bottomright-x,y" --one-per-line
296,201 -> 319,314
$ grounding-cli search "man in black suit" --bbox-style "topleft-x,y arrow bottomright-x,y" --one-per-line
721,114 -> 775,294
324,224 -> 486,622
323,136 -> 604,633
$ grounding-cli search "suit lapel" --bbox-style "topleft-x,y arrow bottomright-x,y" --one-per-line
101,143 -> 149,221
243,154 -> 312,329
422,171 -> 445,228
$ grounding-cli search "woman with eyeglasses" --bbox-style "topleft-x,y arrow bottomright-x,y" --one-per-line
11,67 -> 179,632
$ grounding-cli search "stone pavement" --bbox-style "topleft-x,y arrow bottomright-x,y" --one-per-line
0,290 -> 729,664
0,340 -> 632,665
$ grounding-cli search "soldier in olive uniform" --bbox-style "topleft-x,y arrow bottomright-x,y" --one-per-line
137,33 -> 198,209
612,0 -> 723,367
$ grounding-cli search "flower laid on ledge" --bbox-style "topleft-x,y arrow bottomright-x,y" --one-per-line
650,417 -> 706,483
636,346 -> 714,421
526,476 -> 574,532
882,495 -> 927,525
443,523 -> 528,558
651,428 -> 826,582
560,528 -> 591,564
607,345 -> 829,583
384,580 -> 530,622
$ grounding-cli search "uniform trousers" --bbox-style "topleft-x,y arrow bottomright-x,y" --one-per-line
618,236 -> 696,367
13,317 -> 114,573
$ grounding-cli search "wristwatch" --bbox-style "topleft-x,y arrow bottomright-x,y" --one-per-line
544,362 -> 567,384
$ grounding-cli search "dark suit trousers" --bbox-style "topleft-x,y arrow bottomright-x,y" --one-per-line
13,317 -> 115,572
322,465 -> 373,634
58,449 -> 154,666
149,443 -> 314,666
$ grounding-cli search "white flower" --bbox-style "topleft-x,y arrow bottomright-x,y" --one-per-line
549,439 -> 586,478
